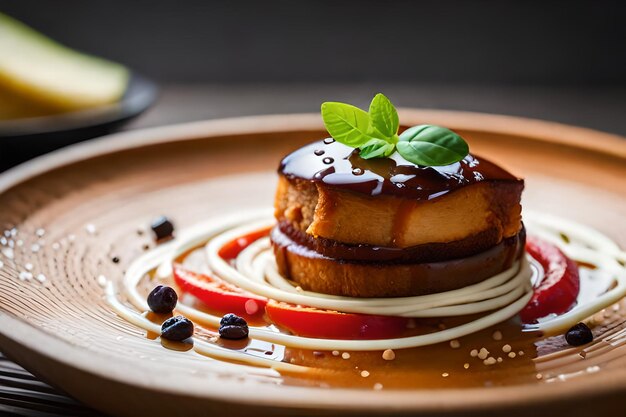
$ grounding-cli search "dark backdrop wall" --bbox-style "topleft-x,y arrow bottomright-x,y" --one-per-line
1,0 -> 625,85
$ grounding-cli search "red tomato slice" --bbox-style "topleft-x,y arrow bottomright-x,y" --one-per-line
172,263 -> 268,318
266,302 -> 409,340
218,227 -> 272,261
519,236 -> 580,323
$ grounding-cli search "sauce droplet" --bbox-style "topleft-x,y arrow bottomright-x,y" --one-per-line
352,168 -> 364,175
314,149 -> 325,156
323,157 -> 334,164
323,138 -> 335,144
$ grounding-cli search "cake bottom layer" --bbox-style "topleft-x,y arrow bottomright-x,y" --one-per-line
270,226 -> 526,298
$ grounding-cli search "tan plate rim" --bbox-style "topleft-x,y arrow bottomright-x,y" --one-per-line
1,110 -> 626,414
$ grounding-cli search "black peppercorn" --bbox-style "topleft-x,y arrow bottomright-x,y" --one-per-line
147,285 -> 178,313
161,316 -> 194,341
151,216 -> 175,241
565,322 -> 593,346
112,256 -> 120,264
219,313 -> 249,339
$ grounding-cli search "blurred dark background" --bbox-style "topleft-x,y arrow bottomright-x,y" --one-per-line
1,0 -> 625,135
3,0 -> 625,85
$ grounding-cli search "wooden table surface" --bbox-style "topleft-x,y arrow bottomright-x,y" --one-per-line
0,83 -> 625,417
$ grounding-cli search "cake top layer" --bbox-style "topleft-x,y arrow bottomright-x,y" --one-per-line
279,139 -> 522,200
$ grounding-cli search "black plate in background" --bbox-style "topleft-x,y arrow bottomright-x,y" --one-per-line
0,73 -> 158,171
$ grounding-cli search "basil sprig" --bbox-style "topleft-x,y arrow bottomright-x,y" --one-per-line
321,93 -> 469,166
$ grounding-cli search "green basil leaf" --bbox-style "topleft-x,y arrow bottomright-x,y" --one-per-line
368,93 -> 399,140
358,138 -> 396,159
321,102 -> 373,147
397,125 -> 469,166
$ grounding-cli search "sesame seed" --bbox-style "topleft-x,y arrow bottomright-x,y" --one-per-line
536,373 -> 543,380
483,357 -> 497,366
463,363 -> 470,369
0,237 -> 6,245
332,350 -> 340,356
477,348 -> 489,360
244,299 -> 259,315
36,273 -> 46,283
2,247 -> 14,259
10,228 -> 17,237
373,383 -> 383,390
442,372 -> 449,377
508,352 -> 516,359
19,271 -> 33,281
382,349 -> 395,361
341,352 -> 351,360
16,240 -> 23,247
295,286 -> 303,292
496,357 -> 503,363
492,330 -> 503,341
85,224 -> 97,235
97,275 -> 107,287
502,344 -> 512,353
36,228 -> 45,237
361,370 -> 370,378
518,350 -> 525,356
449,339 -> 461,349
25,263 -> 33,271
8,240 -> 14,248
470,349 -> 478,357
30,244 -> 40,253
52,242 -> 60,250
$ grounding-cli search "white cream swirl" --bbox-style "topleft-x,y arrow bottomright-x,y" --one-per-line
106,210 -> 626,356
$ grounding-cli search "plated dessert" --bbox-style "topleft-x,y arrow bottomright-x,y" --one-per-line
273,134 -> 524,297
97,94 -> 626,390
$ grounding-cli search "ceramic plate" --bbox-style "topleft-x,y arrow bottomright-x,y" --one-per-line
0,111 -> 624,417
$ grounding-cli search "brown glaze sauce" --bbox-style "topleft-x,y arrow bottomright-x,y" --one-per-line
133,245 -> 626,390
279,139 -> 521,200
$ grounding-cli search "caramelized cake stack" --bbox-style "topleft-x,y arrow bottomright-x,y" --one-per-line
271,138 -> 525,297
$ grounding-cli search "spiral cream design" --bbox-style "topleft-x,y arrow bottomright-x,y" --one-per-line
106,210 -> 626,364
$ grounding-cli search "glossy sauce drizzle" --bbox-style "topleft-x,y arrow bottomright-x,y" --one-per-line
279,139 -> 522,200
